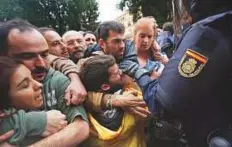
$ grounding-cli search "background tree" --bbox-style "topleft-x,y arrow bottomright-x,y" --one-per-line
118,0 -> 172,26
0,0 -> 99,34
81,0 -> 100,31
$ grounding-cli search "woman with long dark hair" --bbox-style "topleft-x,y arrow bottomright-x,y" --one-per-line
0,57 -> 66,146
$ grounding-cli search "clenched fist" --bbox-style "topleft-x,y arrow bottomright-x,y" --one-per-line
42,110 -> 67,137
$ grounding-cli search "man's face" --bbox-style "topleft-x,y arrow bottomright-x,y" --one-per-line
135,25 -> 154,52
8,29 -> 49,82
43,30 -> 69,58
108,64 -> 123,86
101,31 -> 125,62
63,32 -> 86,62
84,33 -> 96,47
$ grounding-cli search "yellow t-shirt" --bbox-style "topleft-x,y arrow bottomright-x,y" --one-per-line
82,82 -> 147,147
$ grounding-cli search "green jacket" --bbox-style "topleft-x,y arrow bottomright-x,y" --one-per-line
0,108 -> 47,146
42,68 -> 88,123
0,68 -> 88,146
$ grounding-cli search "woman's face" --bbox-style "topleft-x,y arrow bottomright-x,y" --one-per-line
135,25 -> 154,52
9,64 -> 43,110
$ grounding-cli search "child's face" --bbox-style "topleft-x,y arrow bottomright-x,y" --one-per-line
9,64 -> 43,110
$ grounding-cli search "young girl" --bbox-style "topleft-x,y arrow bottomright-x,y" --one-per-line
0,57 -> 66,146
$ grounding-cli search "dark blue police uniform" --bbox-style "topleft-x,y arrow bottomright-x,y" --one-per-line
137,11 -> 232,146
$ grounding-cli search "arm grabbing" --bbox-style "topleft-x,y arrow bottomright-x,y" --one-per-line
29,117 -> 89,147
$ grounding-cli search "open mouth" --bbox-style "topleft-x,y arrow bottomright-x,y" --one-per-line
34,72 -> 46,78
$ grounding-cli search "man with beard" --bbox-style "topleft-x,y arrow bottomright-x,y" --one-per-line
0,19 -> 89,146
76,21 -> 150,119
85,21 -> 137,67
62,30 -> 86,63
39,27 -> 87,105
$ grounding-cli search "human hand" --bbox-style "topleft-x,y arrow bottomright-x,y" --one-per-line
160,54 -> 169,64
0,130 -> 15,147
0,111 -> 8,118
112,92 -> 150,118
150,70 -> 161,79
150,64 -> 164,79
0,142 -> 16,147
112,91 -> 146,108
154,52 -> 169,64
0,130 -> 14,142
125,106 -> 151,118
154,52 -> 163,61
65,79 -> 87,106
42,110 -> 67,137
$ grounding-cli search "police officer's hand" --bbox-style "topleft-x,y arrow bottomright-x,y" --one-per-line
42,110 -> 67,137
65,73 -> 87,106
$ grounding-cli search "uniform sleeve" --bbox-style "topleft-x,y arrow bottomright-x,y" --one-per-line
55,77 -> 88,123
0,110 -> 46,145
136,75 -> 159,114
47,54 -> 80,76
147,23 -> 231,115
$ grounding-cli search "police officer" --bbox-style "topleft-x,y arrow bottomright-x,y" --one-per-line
121,0 -> 232,146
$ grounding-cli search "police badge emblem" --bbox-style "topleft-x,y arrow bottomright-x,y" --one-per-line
178,49 -> 208,78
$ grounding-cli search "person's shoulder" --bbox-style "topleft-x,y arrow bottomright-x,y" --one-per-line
44,68 -> 70,87
194,11 -> 232,32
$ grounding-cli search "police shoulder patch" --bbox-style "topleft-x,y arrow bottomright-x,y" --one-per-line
178,49 -> 208,78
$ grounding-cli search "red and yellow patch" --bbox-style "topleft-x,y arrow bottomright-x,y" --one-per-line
178,49 -> 208,78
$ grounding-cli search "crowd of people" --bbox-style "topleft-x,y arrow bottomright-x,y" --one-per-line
0,0 -> 231,146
